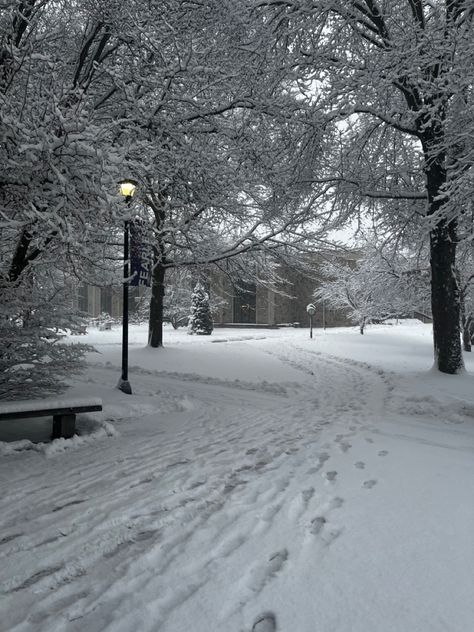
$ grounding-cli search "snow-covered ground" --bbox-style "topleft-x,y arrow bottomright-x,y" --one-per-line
1,321 -> 474,632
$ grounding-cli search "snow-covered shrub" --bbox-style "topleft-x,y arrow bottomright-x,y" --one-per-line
188,282 -> 213,335
165,284 -> 193,329
0,271 -> 92,400
89,313 -> 119,329
314,245 -> 430,334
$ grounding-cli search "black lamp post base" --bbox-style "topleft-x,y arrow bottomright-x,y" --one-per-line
117,378 -> 132,395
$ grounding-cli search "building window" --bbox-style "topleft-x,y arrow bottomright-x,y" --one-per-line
233,282 -> 256,323
100,287 -> 112,316
78,284 -> 88,313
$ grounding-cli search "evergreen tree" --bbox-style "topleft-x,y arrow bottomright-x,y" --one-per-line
188,283 -> 213,336
0,266 -> 91,400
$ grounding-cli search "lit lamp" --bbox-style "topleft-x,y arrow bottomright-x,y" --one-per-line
119,180 -> 137,200
118,179 -> 137,395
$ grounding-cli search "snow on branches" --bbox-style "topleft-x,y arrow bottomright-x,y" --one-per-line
314,243 -> 430,334
188,282 -> 213,336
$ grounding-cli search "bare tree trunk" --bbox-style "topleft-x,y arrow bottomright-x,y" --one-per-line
148,263 -> 166,348
429,224 -> 463,371
462,322 -> 471,352
469,316 -> 474,349
359,318 -> 365,335
459,285 -> 471,352
145,188 -> 167,348
463,315 -> 473,353
423,135 -> 463,374
429,224 -> 463,374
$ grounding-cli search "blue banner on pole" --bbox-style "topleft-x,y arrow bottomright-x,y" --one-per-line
130,219 -> 152,287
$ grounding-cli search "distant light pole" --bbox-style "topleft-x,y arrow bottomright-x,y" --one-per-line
306,303 -> 316,339
118,179 -> 137,395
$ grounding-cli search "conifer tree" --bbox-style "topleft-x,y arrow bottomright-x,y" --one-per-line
188,283 -> 213,336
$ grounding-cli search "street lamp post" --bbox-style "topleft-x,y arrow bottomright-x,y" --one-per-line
118,179 -> 137,395
306,303 -> 316,339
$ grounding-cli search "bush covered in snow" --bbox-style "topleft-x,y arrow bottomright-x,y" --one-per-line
0,270 -> 91,400
188,283 -> 213,335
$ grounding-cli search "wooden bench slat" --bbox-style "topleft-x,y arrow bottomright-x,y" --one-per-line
0,404 -> 102,420
0,399 -> 103,439
0,397 -> 102,415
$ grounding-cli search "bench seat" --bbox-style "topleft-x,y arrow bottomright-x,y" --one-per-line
0,397 -> 103,439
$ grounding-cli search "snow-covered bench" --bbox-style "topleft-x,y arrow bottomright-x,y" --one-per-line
0,397 -> 103,440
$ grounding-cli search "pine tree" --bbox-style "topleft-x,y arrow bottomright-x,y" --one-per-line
0,267 -> 91,400
188,283 -> 213,335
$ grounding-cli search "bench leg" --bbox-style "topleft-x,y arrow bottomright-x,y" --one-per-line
52,414 -> 76,439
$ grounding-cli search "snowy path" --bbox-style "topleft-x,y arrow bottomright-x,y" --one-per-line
1,330 -> 474,631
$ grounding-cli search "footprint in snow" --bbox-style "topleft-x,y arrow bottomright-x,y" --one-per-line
322,527 -> 343,547
329,496 -> 344,509
306,452 -> 330,475
317,452 -> 330,466
52,499 -> 86,512
226,552 -> 287,619
354,461 -> 365,469
246,550 -> 288,595
324,470 -> 337,482
288,487 -> 315,521
188,480 -> 206,490
363,479 -> 378,489
252,612 -> 276,631
8,565 -> 64,593
309,515 -> 327,535
129,477 -> 154,489
378,450 -> 389,457
0,533 -> 23,545
268,549 -> 288,571
302,487 -> 315,503
308,515 -> 342,546
335,434 -> 352,453
133,528 -> 160,543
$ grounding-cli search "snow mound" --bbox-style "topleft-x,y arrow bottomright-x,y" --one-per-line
394,393 -> 474,424
0,417 -> 117,457
127,365 -> 291,396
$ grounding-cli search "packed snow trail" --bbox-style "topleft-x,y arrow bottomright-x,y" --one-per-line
1,329 -> 474,631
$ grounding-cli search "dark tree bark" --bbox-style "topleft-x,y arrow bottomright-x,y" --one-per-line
461,308 -> 473,353
145,189 -> 167,348
423,136 -> 463,373
12,0 -> 40,47
9,229 -> 33,283
458,275 -> 471,352
429,221 -> 463,371
148,261 -> 166,348
462,320 -> 471,353
468,316 -> 474,350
